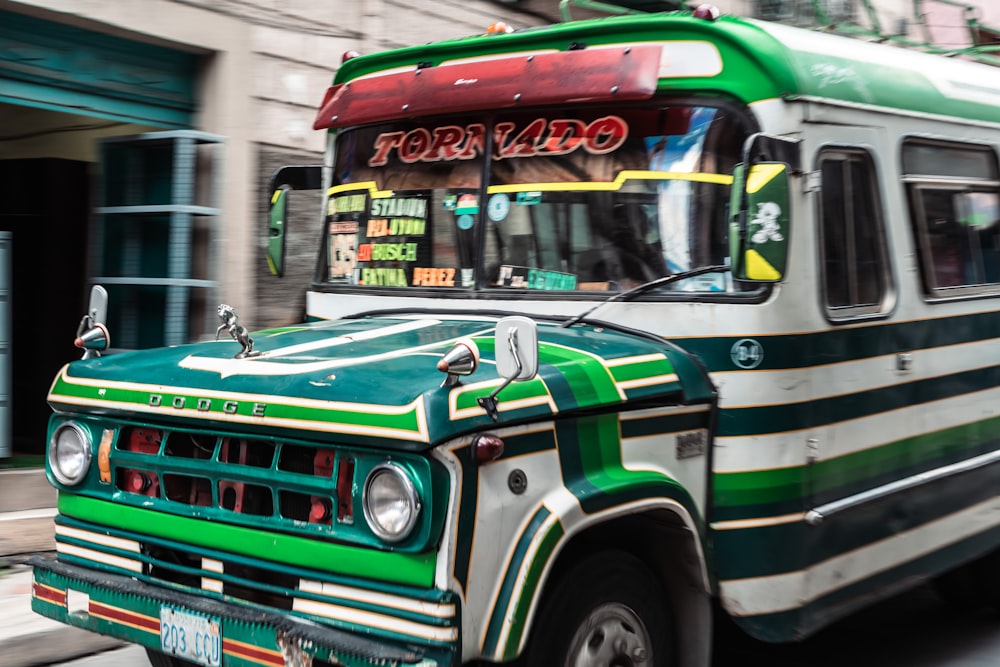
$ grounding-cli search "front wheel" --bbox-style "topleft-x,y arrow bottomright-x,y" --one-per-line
524,550 -> 673,667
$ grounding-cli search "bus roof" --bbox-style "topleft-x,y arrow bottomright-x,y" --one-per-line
327,12 -> 1000,127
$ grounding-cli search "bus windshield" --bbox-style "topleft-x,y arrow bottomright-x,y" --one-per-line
322,103 -> 755,294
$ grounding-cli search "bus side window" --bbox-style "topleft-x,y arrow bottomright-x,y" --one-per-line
817,148 -> 891,319
903,139 -> 1000,297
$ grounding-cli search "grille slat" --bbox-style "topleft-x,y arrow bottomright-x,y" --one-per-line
115,425 -> 355,532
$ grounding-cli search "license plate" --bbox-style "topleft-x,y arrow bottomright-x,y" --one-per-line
159,606 -> 221,667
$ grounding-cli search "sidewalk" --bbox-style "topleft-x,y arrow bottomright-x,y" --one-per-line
1,559 -> 126,666
0,467 -> 127,667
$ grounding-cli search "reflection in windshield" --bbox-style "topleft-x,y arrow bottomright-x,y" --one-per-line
323,103 -> 753,295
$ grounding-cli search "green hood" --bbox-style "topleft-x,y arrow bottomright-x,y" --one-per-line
49,315 -> 714,449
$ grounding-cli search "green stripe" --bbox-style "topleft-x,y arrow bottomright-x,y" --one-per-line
713,413 -> 1000,517
50,373 -> 425,439
679,311 -> 1000,373
557,414 -> 700,522
621,410 -> 708,439
579,413 -> 628,490
337,13 -> 1000,128
607,356 -> 674,383
542,344 -> 623,409
502,518 -> 564,660
713,432 -> 1000,580
719,366 -> 1000,438
59,494 -> 436,588
449,376 -> 552,413
451,444 -> 477,592
713,467 -> 803,512
482,506 -> 553,655
454,430 -> 559,608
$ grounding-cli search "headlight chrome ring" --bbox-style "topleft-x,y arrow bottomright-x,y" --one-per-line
49,422 -> 93,486
362,462 -> 421,543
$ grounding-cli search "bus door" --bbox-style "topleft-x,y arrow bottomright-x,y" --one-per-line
800,121 -> 904,625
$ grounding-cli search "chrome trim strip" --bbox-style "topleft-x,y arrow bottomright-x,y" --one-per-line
806,448 -> 1000,525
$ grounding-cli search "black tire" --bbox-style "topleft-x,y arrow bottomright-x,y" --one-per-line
524,550 -> 673,667
932,562 -> 980,608
933,548 -> 1000,610
146,648 -> 199,667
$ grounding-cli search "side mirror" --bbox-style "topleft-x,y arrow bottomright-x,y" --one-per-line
87,284 -> 108,326
494,316 -> 538,381
267,187 -> 289,276
478,316 -> 539,421
729,162 -> 791,282
265,165 -> 323,277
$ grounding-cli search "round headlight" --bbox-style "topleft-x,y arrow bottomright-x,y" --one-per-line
362,463 -> 421,542
49,422 -> 92,486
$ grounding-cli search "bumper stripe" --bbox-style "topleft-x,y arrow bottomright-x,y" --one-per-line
31,557 -> 431,666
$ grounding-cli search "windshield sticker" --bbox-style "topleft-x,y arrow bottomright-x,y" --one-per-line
326,190 -> 438,284
357,243 -> 418,261
370,198 -> 428,218
329,233 -> 356,278
488,194 -> 510,222
366,217 -> 426,236
516,192 -> 542,206
329,221 -> 358,234
329,194 -> 367,214
497,265 -> 577,290
367,116 -> 628,166
412,268 -> 456,287
360,268 -> 408,286
455,194 -> 479,215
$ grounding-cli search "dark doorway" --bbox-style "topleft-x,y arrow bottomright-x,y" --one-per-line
0,158 -> 89,454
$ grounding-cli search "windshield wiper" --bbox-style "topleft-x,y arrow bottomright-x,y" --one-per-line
560,264 -> 731,328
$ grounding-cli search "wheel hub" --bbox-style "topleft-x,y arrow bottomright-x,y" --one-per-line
566,602 -> 652,666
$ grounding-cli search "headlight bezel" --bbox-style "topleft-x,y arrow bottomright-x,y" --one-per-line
48,421 -> 93,486
362,462 -> 422,543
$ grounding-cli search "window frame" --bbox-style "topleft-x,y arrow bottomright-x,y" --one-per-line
816,146 -> 895,322
902,138 -> 1000,301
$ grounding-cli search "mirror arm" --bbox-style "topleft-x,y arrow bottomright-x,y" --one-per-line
735,134 -> 761,242
477,329 -> 522,422
735,208 -> 748,252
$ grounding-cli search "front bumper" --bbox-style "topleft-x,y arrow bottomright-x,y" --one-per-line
31,557 -> 448,667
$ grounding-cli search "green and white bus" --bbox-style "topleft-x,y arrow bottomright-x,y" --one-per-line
32,4 -> 1000,666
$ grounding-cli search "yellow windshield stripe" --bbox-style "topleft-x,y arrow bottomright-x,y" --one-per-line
328,170 -> 733,198
328,181 -> 394,198
487,170 -> 733,194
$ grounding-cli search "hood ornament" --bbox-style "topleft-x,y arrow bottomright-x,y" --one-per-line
216,304 -> 260,359
75,285 -> 110,359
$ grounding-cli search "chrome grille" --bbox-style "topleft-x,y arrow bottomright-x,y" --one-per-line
114,425 -> 355,531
